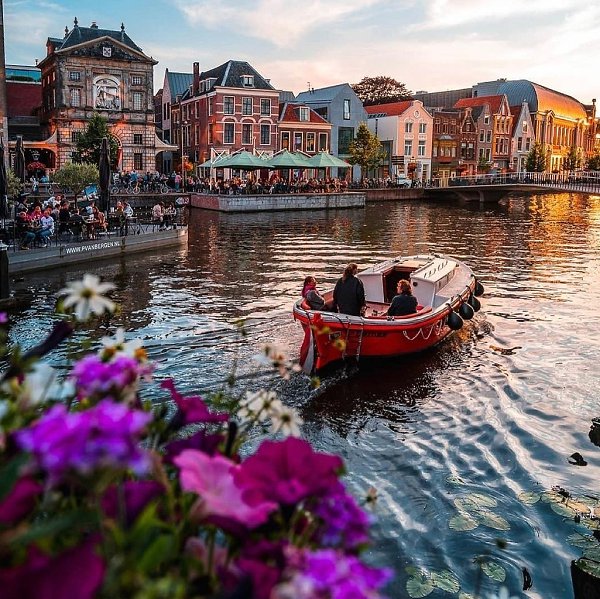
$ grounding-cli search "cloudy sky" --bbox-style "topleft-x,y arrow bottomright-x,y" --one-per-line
4,0 -> 599,102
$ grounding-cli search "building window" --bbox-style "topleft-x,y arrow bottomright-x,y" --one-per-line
133,153 -> 143,170
343,99 -> 351,120
195,101 -> 199,118
242,123 -> 252,145
208,97 -> 213,116
315,107 -> 328,121
486,130 -> 492,143
404,140 -> 412,156
260,124 -> 270,145
517,137 -> 523,151
260,99 -> 271,116
419,122 -> 427,134
223,96 -> 234,115
133,133 -> 143,145
299,107 -> 309,122
241,75 -> 254,87
523,121 -> 528,133
418,140 -> 426,156
338,127 -> 354,154
132,92 -> 143,111
194,124 -> 199,145
294,132 -> 303,151
306,132 -> 315,152
70,88 -> 81,107
71,130 -> 80,143
405,121 -> 413,133
484,115 -> 490,125
208,123 -> 213,144
281,131 -> 290,150
319,132 -> 328,151
131,75 -> 143,86
69,71 -> 80,81
242,97 -> 253,115
224,122 -> 235,144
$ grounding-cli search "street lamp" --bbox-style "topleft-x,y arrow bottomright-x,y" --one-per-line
180,119 -> 188,191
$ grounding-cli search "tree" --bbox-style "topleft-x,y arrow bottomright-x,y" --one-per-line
477,155 -> 490,174
6,170 -> 22,199
587,152 -> 600,171
525,143 -> 547,172
52,162 -> 99,205
348,123 -> 385,178
563,145 -> 582,171
352,76 -> 412,106
73,113 -> 119,168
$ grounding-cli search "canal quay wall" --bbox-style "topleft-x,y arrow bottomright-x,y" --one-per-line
190,192 -> 365,212
7,228 -> 188,275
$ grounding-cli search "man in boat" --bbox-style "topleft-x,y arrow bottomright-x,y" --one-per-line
387,279 -> 418,316
331,263 -> 366,316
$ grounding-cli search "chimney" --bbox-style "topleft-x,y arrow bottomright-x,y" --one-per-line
193,62 -> 200,95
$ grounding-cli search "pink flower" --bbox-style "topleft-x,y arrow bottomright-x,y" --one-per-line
161,379 -> 228,425
236,437 -> 344,506
174,449 -> 277,531
0,477 -> 42,526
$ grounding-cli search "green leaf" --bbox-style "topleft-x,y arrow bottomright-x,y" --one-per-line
12,509 -> 98,546
481,560 -> 506,582
567,532 -> 599,549
405,566 -> 423,577
575,557 -> 600,579
0,454 -> 31,502
550,502 -> 577,517
477,509 -> 511,531
137,533 -> 176,573
449,512 -> 479,531
431,569 -> 460,593
406,574 -> 434,598
518,491 -> 541,505
469,493 -> 498,508
459,593 -> 476,599
581,518 -> 600,531
583,546 -> 600,561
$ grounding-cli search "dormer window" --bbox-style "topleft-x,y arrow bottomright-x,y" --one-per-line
241,75 -> 254,87
299,107 -> 309,121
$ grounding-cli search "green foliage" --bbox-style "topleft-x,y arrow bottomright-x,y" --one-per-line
352,75 -> 412,106
525,142 -> 547,172
73,112 -> 119,168
477,155 -> 490,173
6,169 -> 22,198
563,145 -> 582,171
52,162 -> 99,197
348,123 -> 385,178
587,152 -> 600,171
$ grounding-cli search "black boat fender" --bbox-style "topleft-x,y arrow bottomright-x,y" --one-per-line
459,301 -> 475,320
447,310 -> 464,330
475,280 -> 485,297
468,293 -> 481,312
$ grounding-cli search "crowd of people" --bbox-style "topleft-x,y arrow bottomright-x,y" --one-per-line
301,264 -> 419,318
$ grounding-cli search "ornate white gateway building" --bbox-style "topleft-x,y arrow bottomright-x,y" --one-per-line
36,18 -> 174,172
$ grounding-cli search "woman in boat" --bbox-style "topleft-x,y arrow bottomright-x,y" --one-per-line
387,279 -> 418,316
331,263 -> 366,316
302,276 -> 331,311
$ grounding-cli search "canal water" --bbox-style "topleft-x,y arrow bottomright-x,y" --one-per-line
8,193 -> 600,598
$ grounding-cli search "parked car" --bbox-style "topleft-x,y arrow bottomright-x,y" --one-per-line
394,176 -> 411,188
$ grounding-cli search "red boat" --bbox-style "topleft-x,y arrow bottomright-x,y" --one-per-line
293,254 -> 484,374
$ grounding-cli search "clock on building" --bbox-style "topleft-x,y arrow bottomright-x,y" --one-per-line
102,46 -> 112,57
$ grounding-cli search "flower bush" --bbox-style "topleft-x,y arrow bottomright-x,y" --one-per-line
0,275 -> 391,599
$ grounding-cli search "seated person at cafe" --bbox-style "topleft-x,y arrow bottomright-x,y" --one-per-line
57,201 -> 72,236
16,211 -> 36,250
152,202 -> 165,228
93,206 -> 107,233
37,207 -> 55,247
387,279 -> 418,316
68,209 -> 85,239
163,203 -> 176,228
123,201 -> 134,218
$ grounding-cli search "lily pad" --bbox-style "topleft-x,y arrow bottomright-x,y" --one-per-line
518,491 -> 541,505
431,570 -> 460,593
477,509 -> 511,531
405,566 -> 424,577
481,560 -> 506,582
567,532 -> 598,549
446,475 -> 466,486
469,493 -> 498,508
449,512 -> 479,531
459,593 -> 476,599
406,573 -> 434,598
583,545 -> 600,561
581,518 -> 600,530
575,557 -> 600,578
550,502 -> 577,517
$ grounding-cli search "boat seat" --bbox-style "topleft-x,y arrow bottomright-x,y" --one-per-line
366,306 -> 432,320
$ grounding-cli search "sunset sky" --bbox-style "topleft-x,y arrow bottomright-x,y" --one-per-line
4,0 -> 599,103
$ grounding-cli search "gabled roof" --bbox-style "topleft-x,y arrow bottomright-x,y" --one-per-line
56,22 -> 143,53
296,83 -> 352,103
364,101 -> 413,117
278,102 -> 330,125
454,95 -> 504,114
166,71 -> 193,98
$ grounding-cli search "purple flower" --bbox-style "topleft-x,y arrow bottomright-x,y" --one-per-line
274,548 -> 392,599
0,312 -> 8,324
71,354 -> 153,403
16,400 -> 152,484
236,437 -> 344,506
312,482 -> 373,550
0,536 -> 104,599
101,480 -> 164,527
0,477 -> 43,526
163,430 -> 224,463
161,379 -> 228,425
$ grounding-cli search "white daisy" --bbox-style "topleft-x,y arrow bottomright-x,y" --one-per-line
59,274 -> 116,321
1,363 -> 59,407
100,327 -> 144,359
238,389 -> 278,423
269,402 -> 303,437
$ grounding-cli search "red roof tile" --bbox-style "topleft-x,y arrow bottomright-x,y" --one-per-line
454,95 -> 504,114
364,101 -> 413,116
279,102 -> 329,124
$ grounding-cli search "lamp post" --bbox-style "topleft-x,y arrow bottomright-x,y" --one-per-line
180,118 -> 188,192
